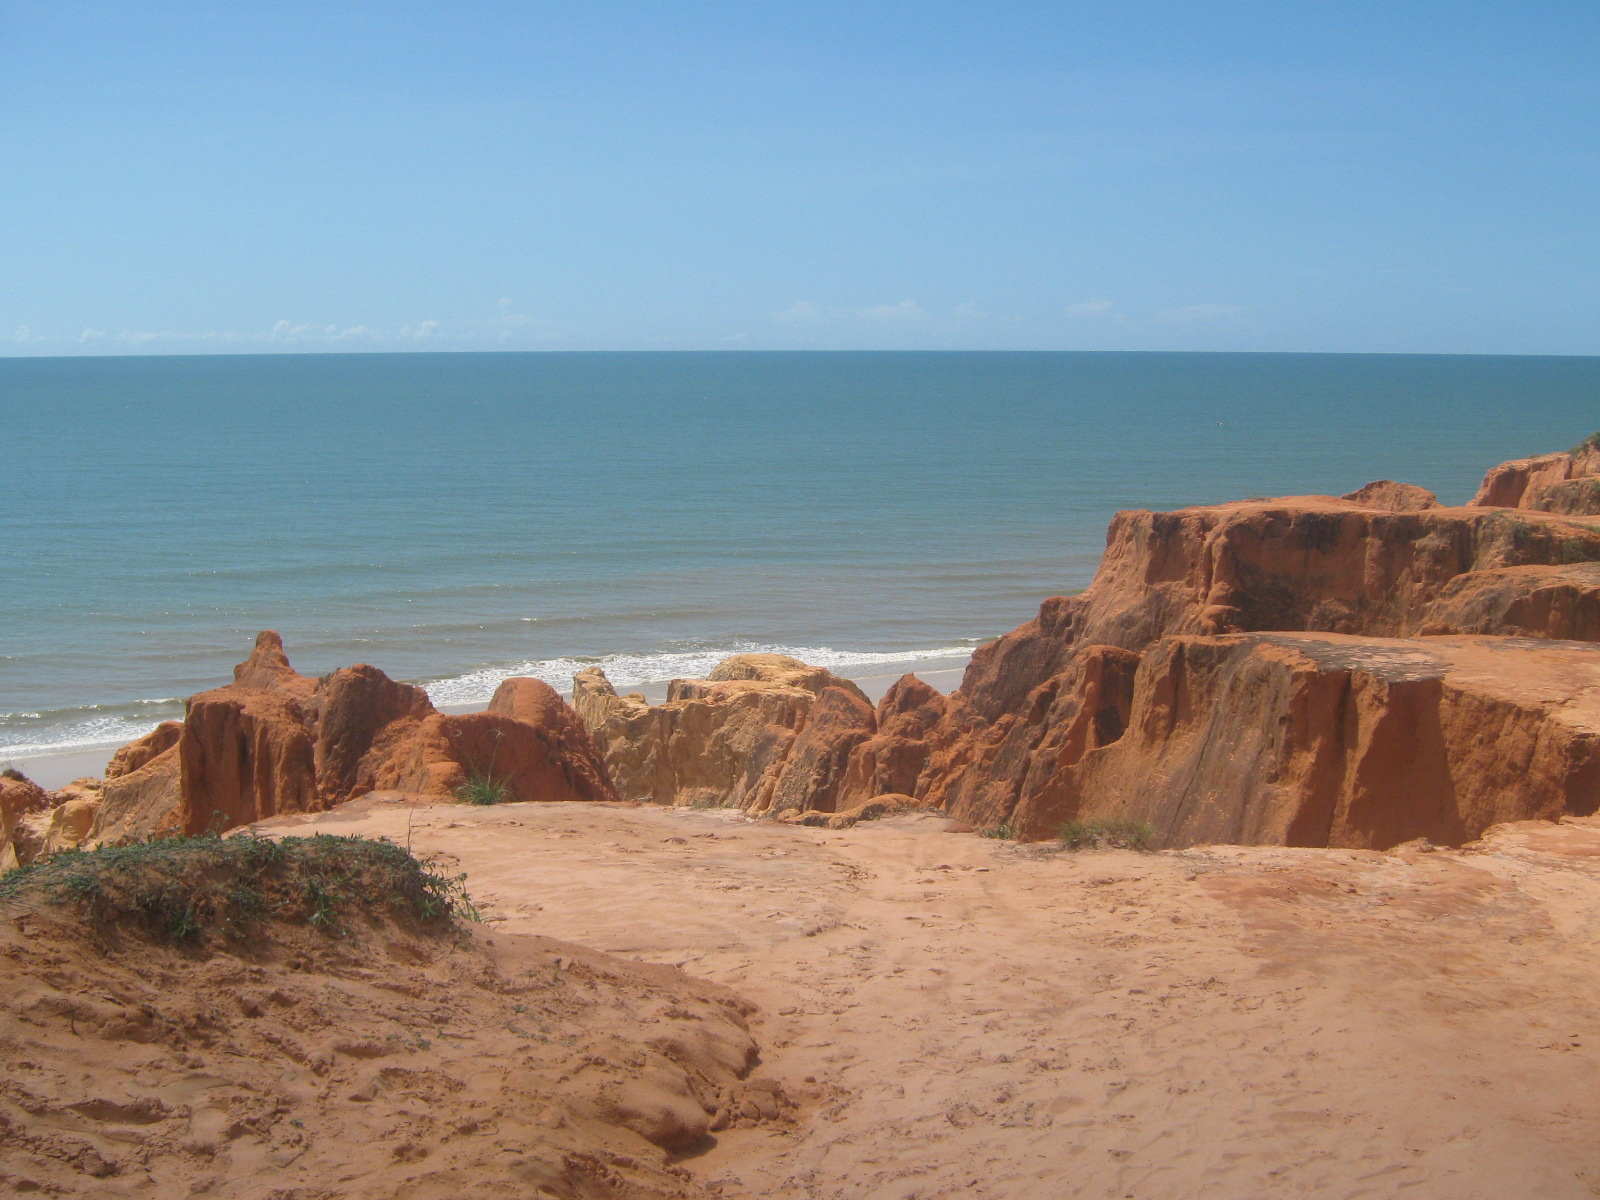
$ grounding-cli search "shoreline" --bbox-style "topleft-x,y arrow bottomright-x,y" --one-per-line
6,663 -> 970,791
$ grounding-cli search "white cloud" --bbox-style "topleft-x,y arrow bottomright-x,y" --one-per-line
326,324 -> 378,341
955,302 -> 989,320
774,300 -> 827,323
1064,299 -> 1118,319
78,328 -> 106,342
858,299 -> 929,321
1154,303 -> 1246,325
400,320 -> 439,340
271,320 -> 315,343
12,326 -> 49,343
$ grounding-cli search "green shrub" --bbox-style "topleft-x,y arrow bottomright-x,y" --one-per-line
980,823 -> 1017,840
1571,431 -> 1600,456
1058,818 -> 1156,851
0,833 -> 477,945
454,772 -> 511,806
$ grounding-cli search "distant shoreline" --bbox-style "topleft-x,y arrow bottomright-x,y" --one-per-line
8,664 -> 970,791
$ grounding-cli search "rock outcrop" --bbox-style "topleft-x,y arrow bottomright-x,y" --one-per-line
2,777 -> 105,867
104,721 -> 182,779
915,457 -> 1600,849
766,686 -> 877,815
1470,443 -> 1600,512
1340,480 -> 1441,511
178,632 -> 616,833
929,633 -> 1600,848
0,772 -> 52,869
180,634 -> 324,833
958,498 -> 1600,724
834,675 -> 947,811
88,744 -> 182,847
575,654 -> 875,812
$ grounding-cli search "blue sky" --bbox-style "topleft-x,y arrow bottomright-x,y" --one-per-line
3,1 -> 1596,354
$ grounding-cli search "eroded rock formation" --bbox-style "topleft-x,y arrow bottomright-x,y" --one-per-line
178,632 -> 617,833
913,465 -> 1600,847
1470,443 -> 1600,512
928,633 -> 1600,848
574,654 -> 867,811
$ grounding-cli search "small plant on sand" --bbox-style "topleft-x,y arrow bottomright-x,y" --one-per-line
454,771 -> 511,806
0,833 -> 478,945
981,823 -> 1017,840
451,727 -> 512,805
1057,818 -> 1156,852
1,765 -> 25,782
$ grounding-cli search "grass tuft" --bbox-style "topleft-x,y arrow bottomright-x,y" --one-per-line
454,772 -> 511,806
1572,431 -> 1600,456
1058,818 -> 1156,851
0,833 -> 478,946
980,823 -> 1017,840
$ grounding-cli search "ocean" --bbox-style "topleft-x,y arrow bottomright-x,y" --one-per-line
4,350 -> 1598,762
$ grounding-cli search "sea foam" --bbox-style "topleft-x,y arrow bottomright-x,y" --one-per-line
421,641 -> 977,708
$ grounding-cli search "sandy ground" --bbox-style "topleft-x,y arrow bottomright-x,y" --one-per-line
249,798 -> 1600,1200
6,668 -> 969,791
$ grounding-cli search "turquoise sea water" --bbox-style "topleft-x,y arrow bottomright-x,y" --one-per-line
4,350 -> 1598,759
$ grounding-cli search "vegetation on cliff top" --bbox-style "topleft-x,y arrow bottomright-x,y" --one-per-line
0,833 -> 477,946
1571,431 -> 1600,456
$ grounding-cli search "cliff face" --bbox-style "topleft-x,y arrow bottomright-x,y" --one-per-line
574,655 -> 869,812
574,656 -> 948,816
958,499 -> 1600,726
915,460 -> 1600,848
177,632 -> 617,833
1469,445 -> 1600,511
929,632 -> 1600,848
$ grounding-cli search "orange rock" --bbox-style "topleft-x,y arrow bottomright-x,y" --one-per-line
1419,563 -> 1600,640
90,745 -> 182,846
1340,480 -> 1441,511
923,456 -> 1600,850
836,675 -> 946,810
1526,477 -> 1600,517
820,793 -> 929,829
707,652 -> 871,706
929,631 -> 1600,850
0,772 -> 51,867
767,686 -> 876,816
180,635 -> 321,833
1470,447 -> 1600,509
104,720 -> 182,779
179,632 -> 617,834
362,706 -> 619,804
958,499 -> 1600,724
574,656 -> 866,812
312,664 -> 433,801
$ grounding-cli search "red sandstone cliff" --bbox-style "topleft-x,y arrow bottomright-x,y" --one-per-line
177,632 -> 617,833
910,454 -> 1600,848
958,497 -> 1600,723
573,654 -> 870,812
